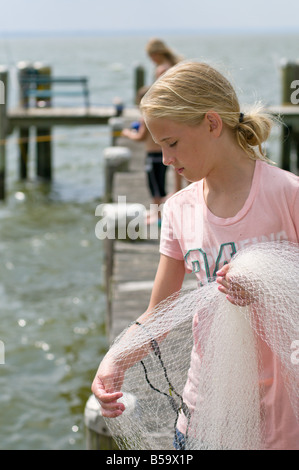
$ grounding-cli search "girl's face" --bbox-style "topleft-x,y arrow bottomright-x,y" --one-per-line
149,53 -> 164,65
146,116 -> 219,183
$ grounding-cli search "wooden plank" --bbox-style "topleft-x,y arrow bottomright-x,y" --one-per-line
8,106 -> 139,129
20,76 -> 88,84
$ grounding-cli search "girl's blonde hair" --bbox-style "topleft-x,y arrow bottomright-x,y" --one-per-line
140,61 -> 273,162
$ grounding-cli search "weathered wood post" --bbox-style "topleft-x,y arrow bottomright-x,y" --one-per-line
280,60 -> 299,171
34,62 -> 52,181
0,66 -> 8,200
108,117 -> 124,146
0,338 -> 5,365
17,61 -> 33,180
84,394 -> 123,450
103,146 -> 131,203
95,200 -> 146,336
134,64 -> 145,104
101,145 -> 132,331
281,59 -> 299,105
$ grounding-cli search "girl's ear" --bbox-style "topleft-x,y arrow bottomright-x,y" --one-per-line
205,112 -> 223,136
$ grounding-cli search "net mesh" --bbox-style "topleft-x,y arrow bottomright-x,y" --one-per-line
103,241 -> 299,450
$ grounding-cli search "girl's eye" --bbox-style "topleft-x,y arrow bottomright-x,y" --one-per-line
169,141 -> 177,148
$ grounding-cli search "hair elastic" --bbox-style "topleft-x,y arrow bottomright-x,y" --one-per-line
239,112 -> 244,123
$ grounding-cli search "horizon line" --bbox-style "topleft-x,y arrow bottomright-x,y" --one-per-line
1,27 -> 299,38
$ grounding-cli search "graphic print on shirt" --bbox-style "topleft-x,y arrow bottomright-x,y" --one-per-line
184,242 -> 237,285
184,231 -> 290,285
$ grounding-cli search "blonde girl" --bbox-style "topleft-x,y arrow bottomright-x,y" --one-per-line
92,61 -> 299,450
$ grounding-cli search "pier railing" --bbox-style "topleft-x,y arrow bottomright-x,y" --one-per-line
19,75 -> 90,109
1,60 -> 299,202
0,63 -> 144,200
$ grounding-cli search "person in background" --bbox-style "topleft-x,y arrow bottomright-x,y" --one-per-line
146,38 -> 184,193
122,86 -> 167,225
146,38 -> 182,79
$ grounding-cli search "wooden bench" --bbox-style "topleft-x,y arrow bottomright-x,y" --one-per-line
19,75 -> 90,108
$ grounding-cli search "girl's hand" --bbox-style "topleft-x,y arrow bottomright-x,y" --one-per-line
91,356 -> 125,418
121,128 -> 132,138
216,264 -> 254,307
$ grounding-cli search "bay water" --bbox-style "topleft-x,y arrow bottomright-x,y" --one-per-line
0,32 -> 298,450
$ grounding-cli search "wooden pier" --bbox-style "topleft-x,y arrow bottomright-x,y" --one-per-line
104,136 -> 165,341
86,135 -> 162,450
100,133 -> 198,340
85,132 -> 197,450
8,105 -> 139,129
0,63 -> 144,200
1,60 -> 299,202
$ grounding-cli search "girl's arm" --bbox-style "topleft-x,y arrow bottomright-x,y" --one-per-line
121,119 -> 148,142
91,254 -> 185,417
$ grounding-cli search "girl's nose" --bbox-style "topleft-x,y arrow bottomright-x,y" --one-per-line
162,151 -> 175,167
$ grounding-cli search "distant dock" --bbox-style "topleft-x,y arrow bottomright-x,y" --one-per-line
1,59 -> 299,202
0,62 -> 144,200
8,105 -> 139,128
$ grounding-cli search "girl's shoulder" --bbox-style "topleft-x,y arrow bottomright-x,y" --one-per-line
156,62 -> 172,77
164,181 -> 202,208
260,161 -> 299,189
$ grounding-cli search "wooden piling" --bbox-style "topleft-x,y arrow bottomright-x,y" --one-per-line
280,60 -> 299,172
108,117 -> 124,146
34,63 -> 53,181
134,65 -> 145,104
103,146 -> 131,203
84,395 -> 119,450
281,60 -> 299,105
96,200 -> 147,336
17,62 -> 33,180
0,66 -> 8,200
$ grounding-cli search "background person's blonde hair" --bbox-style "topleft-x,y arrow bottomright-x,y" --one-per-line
140,61 -> 274,162
146,38 -> 182,66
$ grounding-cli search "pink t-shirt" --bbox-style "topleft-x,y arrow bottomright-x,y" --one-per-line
160,160 -> 299,450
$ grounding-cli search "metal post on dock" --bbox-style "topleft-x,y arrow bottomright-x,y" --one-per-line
34,63 -> 52,181
0,66 -> 8,200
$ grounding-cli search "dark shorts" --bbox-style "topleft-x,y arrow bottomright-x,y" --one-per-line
173,428 -> 186,450
145,152 -> 167,198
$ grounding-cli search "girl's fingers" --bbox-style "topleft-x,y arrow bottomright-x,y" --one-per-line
95,391 -> 125,418
97,391 -> 123,403
101,407 -> 124,418
99,400 -> 125,412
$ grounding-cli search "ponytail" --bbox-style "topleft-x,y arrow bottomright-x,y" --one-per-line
235,104 -> 274,162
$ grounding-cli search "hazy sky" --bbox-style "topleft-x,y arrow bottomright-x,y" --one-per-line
1,0 -> 299,35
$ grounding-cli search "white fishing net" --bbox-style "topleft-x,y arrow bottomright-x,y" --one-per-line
102,241 -> 299,450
